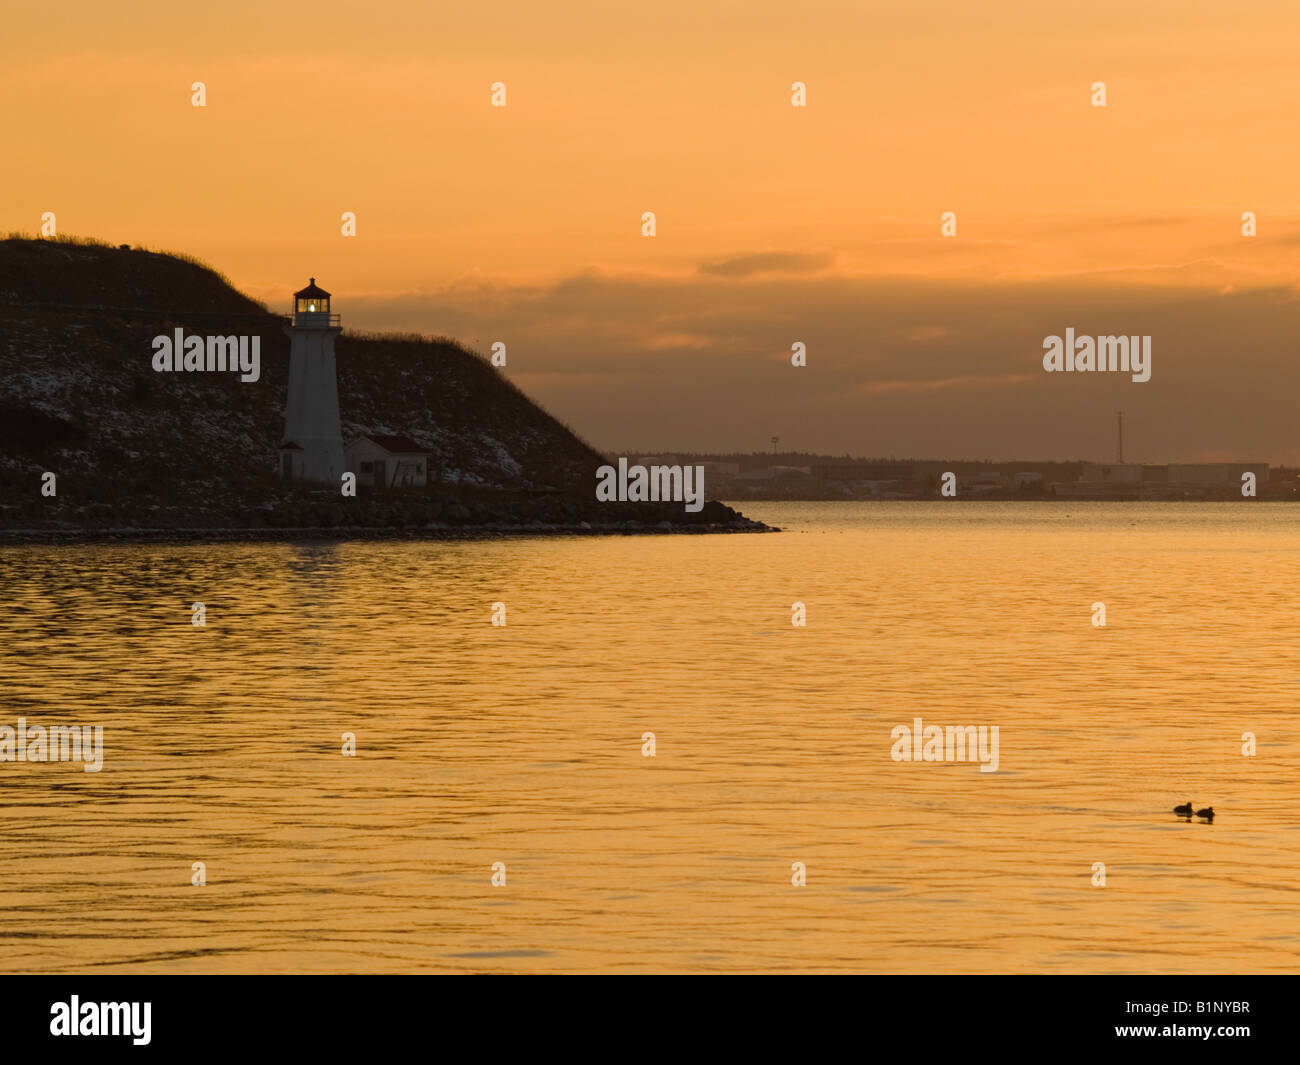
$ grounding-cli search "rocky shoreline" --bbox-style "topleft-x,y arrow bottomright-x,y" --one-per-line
0,517 -> 777,544
0,490 -> 776,543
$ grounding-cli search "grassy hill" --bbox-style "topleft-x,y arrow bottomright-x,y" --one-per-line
0,237 -> 759,536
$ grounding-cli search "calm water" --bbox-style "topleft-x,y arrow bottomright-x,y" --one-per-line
1,502 -> 1298,974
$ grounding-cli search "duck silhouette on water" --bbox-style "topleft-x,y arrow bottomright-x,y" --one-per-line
1196,806 -> 1214,821
1173,802 -> 1193,817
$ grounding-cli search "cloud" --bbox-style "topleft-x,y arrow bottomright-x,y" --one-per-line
699,250 -> 835,278
857,373 -> 1037,396
335,268 -> 1300,463
641,332 -> 715,351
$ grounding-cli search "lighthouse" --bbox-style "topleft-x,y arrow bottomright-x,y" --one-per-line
278,278 -> 344,484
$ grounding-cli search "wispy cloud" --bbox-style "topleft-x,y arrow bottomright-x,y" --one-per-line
857,373 -> 1037,396
699,250 -> 835,278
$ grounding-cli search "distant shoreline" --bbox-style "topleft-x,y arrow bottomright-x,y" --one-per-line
724,494 -> 1292,503
0,518 -> 778,545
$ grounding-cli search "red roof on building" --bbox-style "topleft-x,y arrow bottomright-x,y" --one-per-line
358,433 -> 427,454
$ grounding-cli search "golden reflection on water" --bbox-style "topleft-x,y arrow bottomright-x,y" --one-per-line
1,502 -> 1298,973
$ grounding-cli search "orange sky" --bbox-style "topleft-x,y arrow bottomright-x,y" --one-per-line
5,1 -> 1300,459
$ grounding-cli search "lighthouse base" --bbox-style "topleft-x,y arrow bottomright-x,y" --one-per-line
278,440 -> 345,485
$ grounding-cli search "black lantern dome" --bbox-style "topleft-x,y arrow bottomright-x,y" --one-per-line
294,277 -> 331,316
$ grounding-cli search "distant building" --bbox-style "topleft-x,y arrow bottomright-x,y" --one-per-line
345,434 -> 429,488
1079,463 -> 1144,484
736,465 -> 813,481
1072,461 -> 1270,497
1167,463 -> 1269,485
813,462 -> 914,482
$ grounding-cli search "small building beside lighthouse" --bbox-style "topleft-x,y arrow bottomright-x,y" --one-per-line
278,278 -> 345,484
345,433 -> 430,489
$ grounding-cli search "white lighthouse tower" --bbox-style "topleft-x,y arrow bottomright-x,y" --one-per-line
278,278 -> 345,484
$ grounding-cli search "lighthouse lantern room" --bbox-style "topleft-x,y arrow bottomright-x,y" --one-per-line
293,277 -> 334,324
